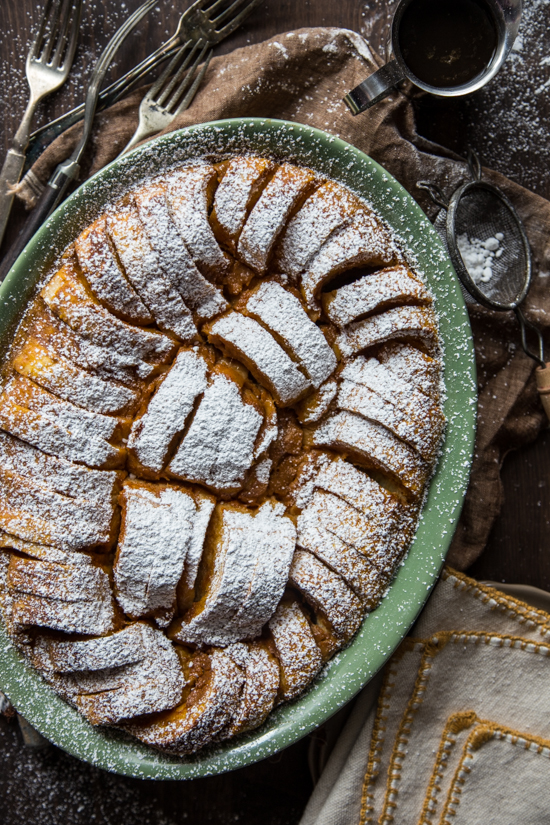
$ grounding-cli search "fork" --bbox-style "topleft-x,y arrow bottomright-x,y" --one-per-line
24,0 -> 261,171
0,0 -> 82,247
121,41 -> 214,154
0,0 -> 157,284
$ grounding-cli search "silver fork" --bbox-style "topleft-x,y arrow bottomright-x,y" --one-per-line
0,0 -> 82,246
25,0 -> 261,169
0,0 -> 157,284
121,42 -> 214,154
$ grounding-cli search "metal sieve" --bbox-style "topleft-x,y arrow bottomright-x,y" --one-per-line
418,151 -> 550,417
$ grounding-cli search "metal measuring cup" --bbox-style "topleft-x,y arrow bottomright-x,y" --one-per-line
418,152 -> 550,420
344,0 -> 522,114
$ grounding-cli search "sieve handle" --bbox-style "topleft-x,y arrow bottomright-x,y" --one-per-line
535,364 -> 550,422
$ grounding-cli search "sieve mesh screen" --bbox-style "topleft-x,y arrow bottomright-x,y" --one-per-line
453,186 -> 528,307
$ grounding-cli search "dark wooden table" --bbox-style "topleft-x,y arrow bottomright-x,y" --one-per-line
1,1 -> 549,822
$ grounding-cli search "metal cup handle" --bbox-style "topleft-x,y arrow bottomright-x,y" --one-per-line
344,60 -> 405,115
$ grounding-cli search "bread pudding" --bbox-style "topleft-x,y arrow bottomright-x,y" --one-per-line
0,155 -> 444,756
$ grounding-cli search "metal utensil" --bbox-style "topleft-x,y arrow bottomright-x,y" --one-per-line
24,0 -> 261,172
121,42 -> 213,155
0,0 -> 157,284
0,0 -> 82,247
418,151 -> 550,419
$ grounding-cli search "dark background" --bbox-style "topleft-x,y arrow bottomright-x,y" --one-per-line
0,0 -> 549,822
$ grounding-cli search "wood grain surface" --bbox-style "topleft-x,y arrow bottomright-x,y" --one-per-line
0,1 -> 549,822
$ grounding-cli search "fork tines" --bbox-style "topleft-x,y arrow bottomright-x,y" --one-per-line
206,0 -> 261,36
29,0 -> 81,69
152,41 -> 213,115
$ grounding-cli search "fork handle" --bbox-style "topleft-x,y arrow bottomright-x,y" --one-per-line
0,149 -> 27,248
0,162 -> 77,284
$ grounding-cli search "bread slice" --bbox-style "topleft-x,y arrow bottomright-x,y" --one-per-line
337,305 -> 439,358
41,262 -> 177,363
167,165 -> 231,279
274,179 -> 361,277
12,337 -> 139,416
75,215 -> 152,323
206,312 -> 311,406
172,501 -> 295,646
126,647 -> 243,754
128,348 -> 208,475
29,301 -> 155,385
107,200 -> 196,341
312,411 -> 430,497
238,163 -> 317,274
0,393 -> 124,470
301,211 -> 397,308
134,180 -> 227,319
212,156 -> 276,252
221,501 -> 296,641
268,598 -> 323,700
219,640 -> 279,737
114,481 -> 199,627
296,514 -> 386,608
168,371 -> 263,495
338,357 -> 445,461
34,623 -> 184,725
289,548 -> 364,644
7,552 -> 115,635
377,342 -> 442,400
243,281 -> 337,388
0,465 -> 118,550
322,265 -> 431,327
4,372 -> 129,444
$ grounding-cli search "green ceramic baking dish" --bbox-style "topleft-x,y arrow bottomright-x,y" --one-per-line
0,118 -> 476,779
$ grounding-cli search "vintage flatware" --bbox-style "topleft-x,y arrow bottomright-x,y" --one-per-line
0,0 -> 157,283
23,0 -> 261,172
0,0 -> 82,247
121,41 -> 213,154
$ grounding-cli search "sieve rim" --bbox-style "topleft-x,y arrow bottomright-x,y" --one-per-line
446,180 -> 532,312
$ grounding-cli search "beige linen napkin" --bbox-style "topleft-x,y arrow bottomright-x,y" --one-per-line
300,567 -> 550,825
380,632 -> 550,824
438,725 -> 550,825
14,27 -> 550,571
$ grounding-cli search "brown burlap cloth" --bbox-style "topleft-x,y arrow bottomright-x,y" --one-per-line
16,27 -> 550,570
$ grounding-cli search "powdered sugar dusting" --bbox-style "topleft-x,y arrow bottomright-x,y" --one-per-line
324,265 -> 430,327
169,373 -> 262,493
114,483 -> 197,626
337,305 -> 438,357
0,145 -> 446,760
208,312 -> 311,405
128,348 -> 207,473
245,281 -> 337,387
